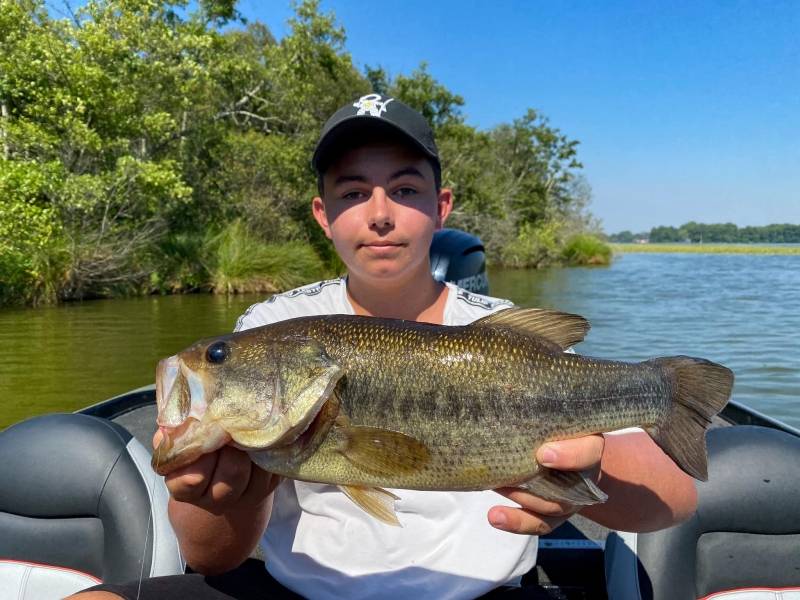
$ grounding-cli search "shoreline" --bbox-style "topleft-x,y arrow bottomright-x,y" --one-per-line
612,243 -> 800,255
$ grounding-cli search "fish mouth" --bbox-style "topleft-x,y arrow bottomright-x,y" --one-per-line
156,356 -> 176,413
155,355 -> 209,427
152,417 -> 232,475
153,353 -> 219,474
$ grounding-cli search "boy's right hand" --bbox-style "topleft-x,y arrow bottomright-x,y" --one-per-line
153,430 -> 280,514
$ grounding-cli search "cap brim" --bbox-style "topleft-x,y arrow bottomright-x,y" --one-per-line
311,116 -> 439,174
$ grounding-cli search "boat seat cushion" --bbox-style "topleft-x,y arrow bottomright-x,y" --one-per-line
0,413 -> 184,598
0,560 -> 101,600
701,590 -> 800,600
605,425 -> 800,600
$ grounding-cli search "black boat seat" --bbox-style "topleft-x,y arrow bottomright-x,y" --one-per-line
0,413 -> 184,599
605,425 -> 800,600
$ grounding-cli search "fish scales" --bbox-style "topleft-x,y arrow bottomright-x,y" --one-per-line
254,316 -> 673,490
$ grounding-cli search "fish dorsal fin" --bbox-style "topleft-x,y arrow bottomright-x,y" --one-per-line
473,307 -> 590,350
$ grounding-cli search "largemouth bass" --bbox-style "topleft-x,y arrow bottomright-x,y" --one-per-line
152,308 -> 733,525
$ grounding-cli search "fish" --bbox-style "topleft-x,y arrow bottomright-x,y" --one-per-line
152,308 -> 733,525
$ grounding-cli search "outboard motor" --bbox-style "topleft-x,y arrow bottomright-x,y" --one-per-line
430,229 -> 489,294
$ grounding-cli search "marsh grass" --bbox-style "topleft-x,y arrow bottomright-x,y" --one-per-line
208,221 -> 328,294
562,234 -> 613,266
613,243 -> 800,255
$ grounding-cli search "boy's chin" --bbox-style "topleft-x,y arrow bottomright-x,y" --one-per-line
352,260 -> 424,282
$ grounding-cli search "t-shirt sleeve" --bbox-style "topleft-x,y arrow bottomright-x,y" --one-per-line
234,299 -> 281,332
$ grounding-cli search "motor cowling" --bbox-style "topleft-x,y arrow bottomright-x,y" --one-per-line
430,229 -> 489,295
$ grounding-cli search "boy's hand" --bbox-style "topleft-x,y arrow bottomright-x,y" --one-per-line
153,431 -> 280,514
488,434 -> 605,535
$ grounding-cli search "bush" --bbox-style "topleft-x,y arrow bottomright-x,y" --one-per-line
151,232 -> 211,293
0,162 -> 69,305
499,222 -> 562,268
207,221 -> 328,294
561,234 -> 612,266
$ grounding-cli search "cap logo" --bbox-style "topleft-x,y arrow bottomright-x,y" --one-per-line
353,93 -> 394,117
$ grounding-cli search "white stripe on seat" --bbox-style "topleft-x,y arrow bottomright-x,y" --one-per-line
0,559 -> 101,600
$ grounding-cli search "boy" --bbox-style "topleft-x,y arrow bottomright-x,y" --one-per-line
77,95 -> 697,599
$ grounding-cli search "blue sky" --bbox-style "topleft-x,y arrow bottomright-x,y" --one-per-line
236,0 -> 799,233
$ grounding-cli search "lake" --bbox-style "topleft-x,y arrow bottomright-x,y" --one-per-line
1,252 -> 798,430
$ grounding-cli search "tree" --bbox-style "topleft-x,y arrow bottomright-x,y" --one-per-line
1,0 -> 602,304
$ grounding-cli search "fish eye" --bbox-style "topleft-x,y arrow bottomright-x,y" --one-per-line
206,341 -> 229,364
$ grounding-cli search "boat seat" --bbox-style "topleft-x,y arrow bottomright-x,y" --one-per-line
0,413 -> 184,599
605,425 -> 800,600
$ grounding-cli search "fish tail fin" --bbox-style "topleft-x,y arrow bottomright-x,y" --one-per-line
647,356 -> 734,481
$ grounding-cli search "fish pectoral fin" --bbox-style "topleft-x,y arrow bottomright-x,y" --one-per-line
338,485 -> 402,527
472,307 -> 590,351
339,426 -> 430,475
518,468 -> 608,506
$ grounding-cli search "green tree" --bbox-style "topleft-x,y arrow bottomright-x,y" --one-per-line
1,0 -> 605,305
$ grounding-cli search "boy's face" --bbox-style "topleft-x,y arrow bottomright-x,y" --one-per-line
312,142 -> 452,284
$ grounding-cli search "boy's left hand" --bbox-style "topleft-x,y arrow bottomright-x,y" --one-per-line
489,434 -> 605,535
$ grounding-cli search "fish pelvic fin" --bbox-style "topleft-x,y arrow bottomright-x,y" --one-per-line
472,307 -> 590,350
518,468 -> 608,505
647,356 -> 734,481
338,485 -> 402,526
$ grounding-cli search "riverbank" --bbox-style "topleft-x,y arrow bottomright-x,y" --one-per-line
1,226 -> 611,307
612,243 -> 800,255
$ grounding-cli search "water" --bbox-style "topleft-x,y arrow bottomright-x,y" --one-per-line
0,294 -> 263,429
491,253 -> 800,428
1,253 -> 798,430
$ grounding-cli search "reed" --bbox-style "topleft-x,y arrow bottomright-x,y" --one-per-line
562,234 -> 613,266
612,243 -> 800,255
208,221 -> 328,294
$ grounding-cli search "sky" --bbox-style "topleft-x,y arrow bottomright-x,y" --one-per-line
234,0 -> 799,233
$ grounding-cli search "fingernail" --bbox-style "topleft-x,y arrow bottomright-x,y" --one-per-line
490,512 -> 507,527
539,446 -> 558,466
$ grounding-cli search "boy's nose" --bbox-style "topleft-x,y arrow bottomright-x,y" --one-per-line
367,187 -> 394,229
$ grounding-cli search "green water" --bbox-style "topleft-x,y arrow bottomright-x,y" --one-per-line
1,253 -> 798,430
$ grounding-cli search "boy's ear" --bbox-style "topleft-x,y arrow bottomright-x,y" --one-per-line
436,188 -> 454,229
312,197 -> 332,239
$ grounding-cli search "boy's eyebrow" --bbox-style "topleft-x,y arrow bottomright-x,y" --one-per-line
389,166 -> 425,181
333,167 -> 426,187
333,174 -> 369,186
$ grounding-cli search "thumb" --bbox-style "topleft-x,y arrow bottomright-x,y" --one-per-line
536,434 -> 605,471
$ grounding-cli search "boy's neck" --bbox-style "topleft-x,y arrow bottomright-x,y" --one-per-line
346,272 -> 448,324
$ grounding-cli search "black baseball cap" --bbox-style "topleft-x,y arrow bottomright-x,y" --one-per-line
312,94 -> 440,179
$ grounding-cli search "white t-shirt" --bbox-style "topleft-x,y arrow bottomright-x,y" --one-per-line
235,277 -> 539,600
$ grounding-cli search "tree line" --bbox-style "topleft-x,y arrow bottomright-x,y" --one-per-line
609,222 -> 800,244
0,0 -> 605,306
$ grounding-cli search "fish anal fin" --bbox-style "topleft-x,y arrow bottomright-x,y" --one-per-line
339,426 -> 431,476
339,485 -> 402,526
473,308 -> 590,350
518,468 -> 608,506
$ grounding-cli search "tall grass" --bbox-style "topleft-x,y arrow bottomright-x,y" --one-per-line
207,221 -> 329,294
0,242 -> 69,306
154,232 -> 210,293
613,243 -> 800,255
562,234 -> 612,266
